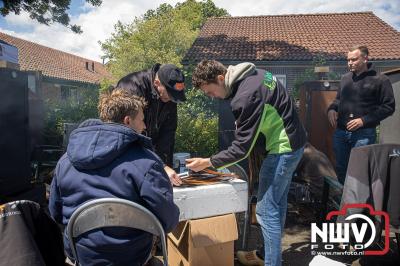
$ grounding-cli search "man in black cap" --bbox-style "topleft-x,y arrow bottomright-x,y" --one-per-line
116,64 -> 186,186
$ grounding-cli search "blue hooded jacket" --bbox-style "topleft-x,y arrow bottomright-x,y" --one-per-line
49,119 -> 179,266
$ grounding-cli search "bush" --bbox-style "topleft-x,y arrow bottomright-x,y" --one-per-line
175,111 -> 218,158
175,87 -> 218,157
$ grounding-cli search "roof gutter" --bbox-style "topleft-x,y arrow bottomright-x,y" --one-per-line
42,76 -> 100,88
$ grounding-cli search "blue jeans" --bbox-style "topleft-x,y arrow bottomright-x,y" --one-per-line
333,128 -> 376,184
256,147 -> 304,266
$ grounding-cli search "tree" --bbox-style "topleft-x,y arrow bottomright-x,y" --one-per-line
0,0 -> 102,33
100,0 -> 229,79
100,0 -> 228,156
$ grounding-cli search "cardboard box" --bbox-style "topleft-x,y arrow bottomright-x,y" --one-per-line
168,213 -> 238,266
173,179 -> 248,221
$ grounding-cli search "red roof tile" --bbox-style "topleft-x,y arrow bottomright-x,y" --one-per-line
184,12 -> 400,62
0,31 -> 112,84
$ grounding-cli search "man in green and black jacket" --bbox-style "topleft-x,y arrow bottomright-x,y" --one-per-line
187,60 -> 306,266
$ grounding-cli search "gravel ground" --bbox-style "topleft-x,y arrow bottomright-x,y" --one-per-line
234,201 -> 400,266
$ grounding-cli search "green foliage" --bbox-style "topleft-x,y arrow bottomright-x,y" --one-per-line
100,0 -> 228,157
43,87 -> 99,145
100,19 -> 192,79
180,87 -> 218,118
181,64 -> 218,118
100,0 -> 228,78
173,64 -> 219,157
175,107 -> 218,157
0,0 -> 102,33
99,78 -> 115,92
175,87 -> 218,157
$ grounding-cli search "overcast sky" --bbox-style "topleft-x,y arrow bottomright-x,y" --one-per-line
0,0 -> 398,61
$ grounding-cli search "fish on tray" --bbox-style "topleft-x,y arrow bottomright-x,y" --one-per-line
177,168 -> 238,186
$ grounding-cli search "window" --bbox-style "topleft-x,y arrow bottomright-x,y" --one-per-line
61,85 -> 79,102
28,75 -> 37,93
274,74 -> 287,88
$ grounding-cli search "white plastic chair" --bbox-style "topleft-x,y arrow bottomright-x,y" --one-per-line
66,198 -> 167,266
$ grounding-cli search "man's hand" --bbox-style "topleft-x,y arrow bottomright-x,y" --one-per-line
185,158 -> 212,172
328,110 -> 338,128
346,118 -> 364,131
164,165 -> 182,186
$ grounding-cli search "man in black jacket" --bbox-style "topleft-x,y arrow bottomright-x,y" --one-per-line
116,64 -> 186,186
327,45 -> 395,184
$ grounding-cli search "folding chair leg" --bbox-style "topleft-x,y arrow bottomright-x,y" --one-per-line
242,209 -> 249,249
160,234 -> 168,266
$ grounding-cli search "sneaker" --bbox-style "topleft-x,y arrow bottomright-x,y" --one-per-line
236,250 -> 264,266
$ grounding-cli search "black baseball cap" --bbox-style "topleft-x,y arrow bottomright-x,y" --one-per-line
157,64 -> 186,103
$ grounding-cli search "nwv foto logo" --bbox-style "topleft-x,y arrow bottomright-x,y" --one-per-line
310,204 -> 390,256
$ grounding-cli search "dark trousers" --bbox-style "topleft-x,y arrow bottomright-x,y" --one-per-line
333,128 -> 376,184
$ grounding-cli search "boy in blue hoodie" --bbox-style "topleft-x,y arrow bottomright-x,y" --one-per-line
49,89 -> 179,266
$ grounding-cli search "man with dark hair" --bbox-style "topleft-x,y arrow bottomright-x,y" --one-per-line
187,60 -> 307,266
116,64 -> 186,186
49,89 -> 179,266
327,45 -> 395,184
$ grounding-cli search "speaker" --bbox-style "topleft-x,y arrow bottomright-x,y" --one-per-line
0,69 -> 37,195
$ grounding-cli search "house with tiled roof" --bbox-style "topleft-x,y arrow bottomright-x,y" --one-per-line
184,11 -> 400,90
0,31 -> 111,102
